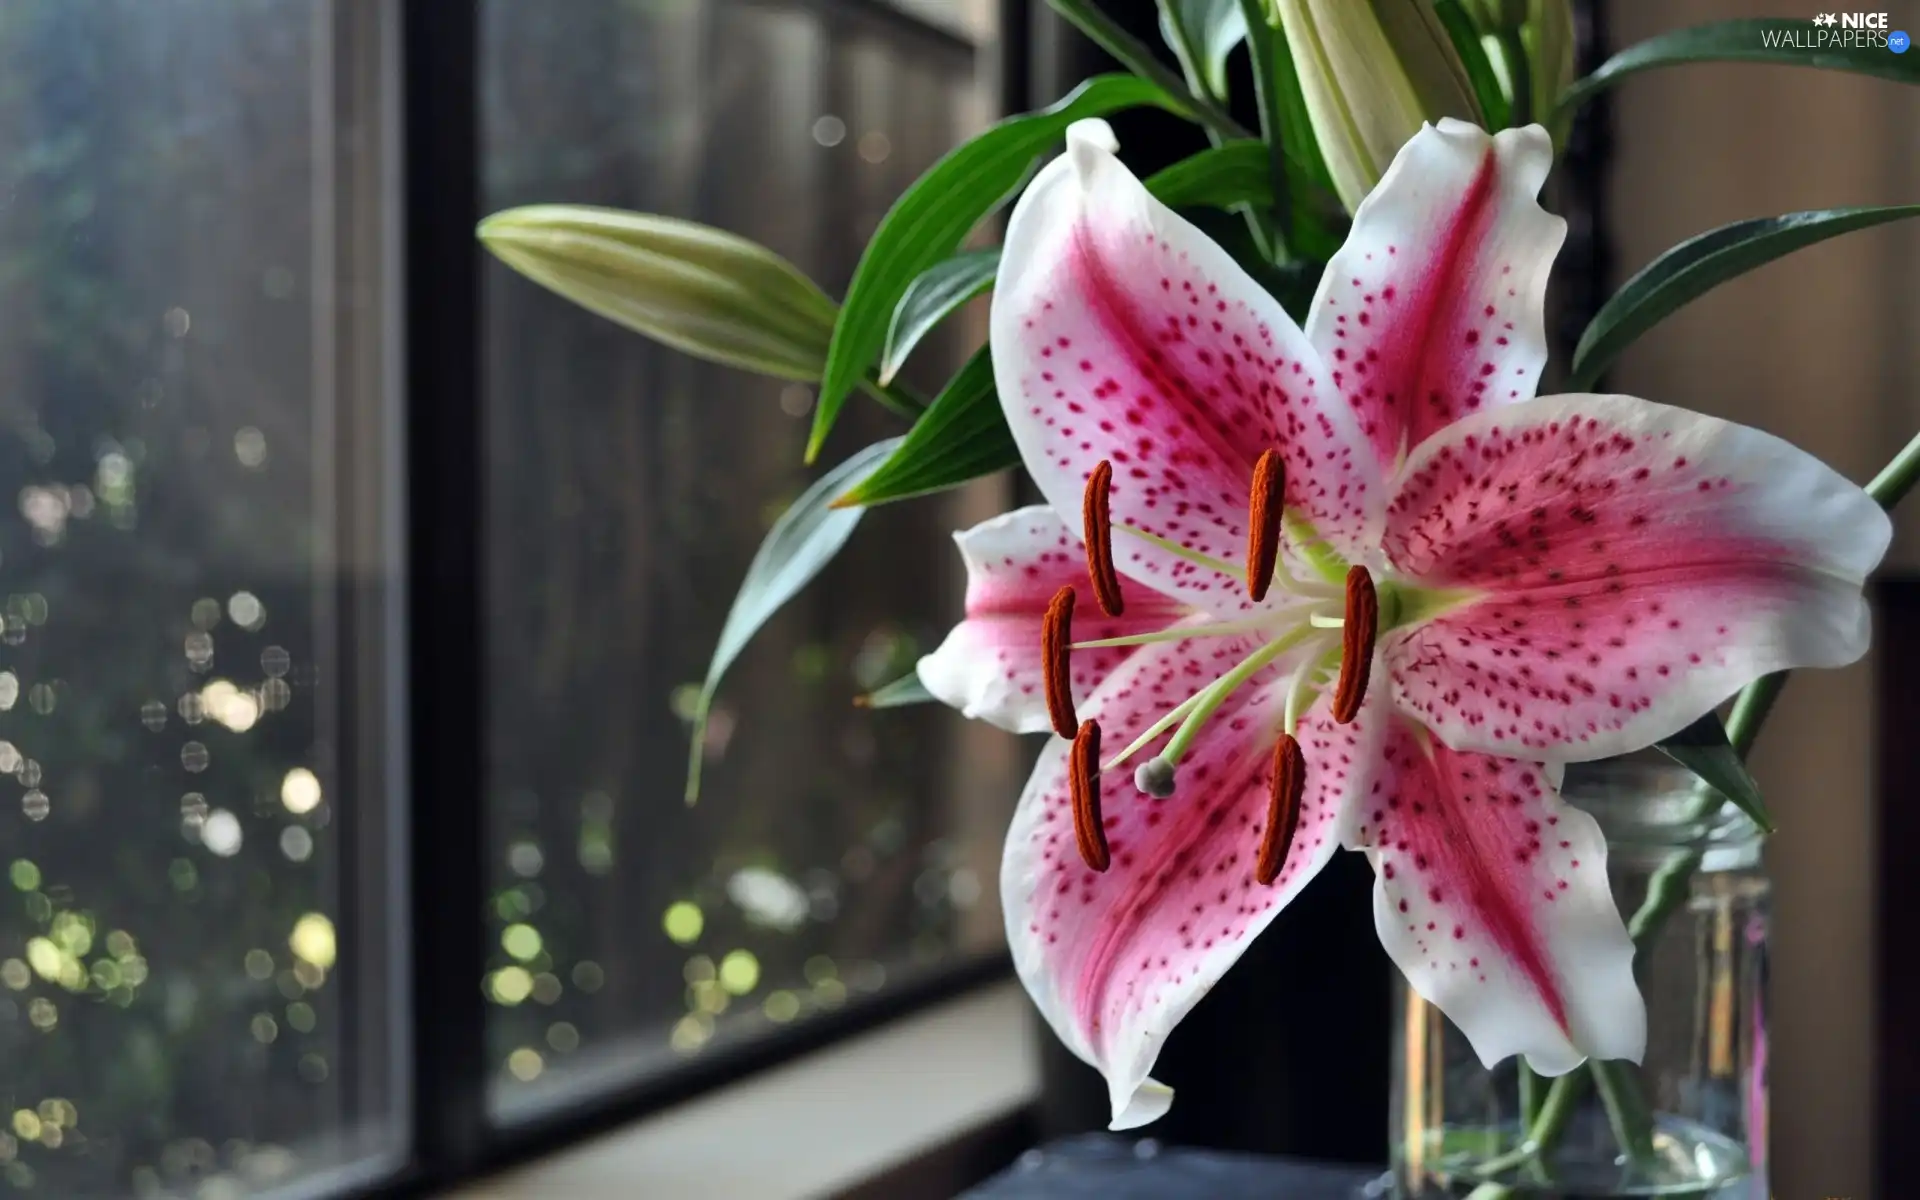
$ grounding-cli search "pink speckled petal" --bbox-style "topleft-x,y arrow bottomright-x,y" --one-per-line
991,120 -> 1381,619
1381,393 -> 1890,761
1307,120 -> 1563,471
1002,625 -> 1377,1128
918,506 -> 1192,733
1353,714 -> 1643,1076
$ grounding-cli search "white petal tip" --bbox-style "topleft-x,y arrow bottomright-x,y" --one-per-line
1107,1078 -> 1174,1131
1432,116 -> 1487,141
1517,1049 -> 1586,1078
1066,119 -> 1119,180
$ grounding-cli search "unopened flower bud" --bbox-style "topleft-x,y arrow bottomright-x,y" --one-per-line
1274,0 -> 1484,213
478,206 -> 838,381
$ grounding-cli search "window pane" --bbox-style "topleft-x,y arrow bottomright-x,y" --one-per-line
0,1 -> 400,1194
481,0 -> 1018,1110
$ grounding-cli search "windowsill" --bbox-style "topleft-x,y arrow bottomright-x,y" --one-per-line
441,982 -> 1039,1200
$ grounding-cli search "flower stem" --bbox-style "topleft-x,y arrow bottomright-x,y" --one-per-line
1868,426 -> 1920,508
1591,1060 -> 1657,1165
1517,1062 -> 1543,1130
1043,0 -> 1254,142
1236,0 -> 1296,261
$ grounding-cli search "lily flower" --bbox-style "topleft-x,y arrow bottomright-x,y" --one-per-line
924,116 -> 1888,1129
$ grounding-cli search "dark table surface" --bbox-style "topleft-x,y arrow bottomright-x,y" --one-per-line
962,1135 -> 1388,1199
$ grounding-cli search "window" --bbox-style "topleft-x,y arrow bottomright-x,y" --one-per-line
0,0 -> 1010,1195
0,0 -> 400,1195
478,0 -> 1017,1116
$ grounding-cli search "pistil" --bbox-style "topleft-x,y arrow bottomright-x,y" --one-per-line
1134,623 -> 1321,797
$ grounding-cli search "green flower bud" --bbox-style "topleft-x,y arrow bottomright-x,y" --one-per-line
1276,0 -> 1484,214
478,205 -> 838,381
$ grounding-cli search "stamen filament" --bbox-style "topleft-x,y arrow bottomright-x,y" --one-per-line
1263,541 -> 1326,598
1281,651 -> 1330,737
1161,624 -> 1319,768
1332,566 -> 1378,725
1284,511 -> 1348,586
1072,613 -> 1285,651
1115,520 -> 1337,602
1103,690 -> 1206,772
1307,613 -> 1345,629
1082,461 -> 1125,617
1069,720 -> 1109,872
1256,733 -> 1306,886
1042,587 -> 1078,738
1113,523 -> 1240,579
1244,449 -> 1285,602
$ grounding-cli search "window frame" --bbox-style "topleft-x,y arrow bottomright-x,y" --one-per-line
379,0 -> 1022,1195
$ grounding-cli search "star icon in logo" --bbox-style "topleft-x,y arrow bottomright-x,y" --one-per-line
1812,12 -> 1837,25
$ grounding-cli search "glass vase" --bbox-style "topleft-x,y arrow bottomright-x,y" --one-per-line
1390,758 -> 1767,1198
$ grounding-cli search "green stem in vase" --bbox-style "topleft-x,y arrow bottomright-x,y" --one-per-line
1517,1061 -> 1543,1130
1591,1060 -> 1657,1165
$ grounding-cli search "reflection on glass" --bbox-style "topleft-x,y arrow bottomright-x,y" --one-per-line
481,0 -> 1017,1107
0,1 -> 395,1194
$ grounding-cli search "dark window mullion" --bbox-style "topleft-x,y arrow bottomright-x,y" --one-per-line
400,0 -> 490,1182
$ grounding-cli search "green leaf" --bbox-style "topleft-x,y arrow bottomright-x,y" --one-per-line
1046,0 -> 1250,140
1157,0 -> 1250,102
1570,205 -> 1920,390
878,250 -> 998,385
809,74 -> 1193,464
1144,140 -> 1276,210
684,438 -> 904,804
856,671 -> 938,710
1434,0 -> 1511,128
1655,711 -> 1775,835
834,348 -> 1015,508
1560,18 -> 1920,112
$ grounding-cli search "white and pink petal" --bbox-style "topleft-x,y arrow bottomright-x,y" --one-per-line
917,506 -> 1190,733
1349,711 -> 1644,1075
1307,120 -> 1563,471
990,120 -> 1380,617
1380,393 -> 1890,760
1002,627 -> 1375,1128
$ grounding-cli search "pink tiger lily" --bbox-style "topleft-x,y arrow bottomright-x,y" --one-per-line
916,117 -> 1889,1129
